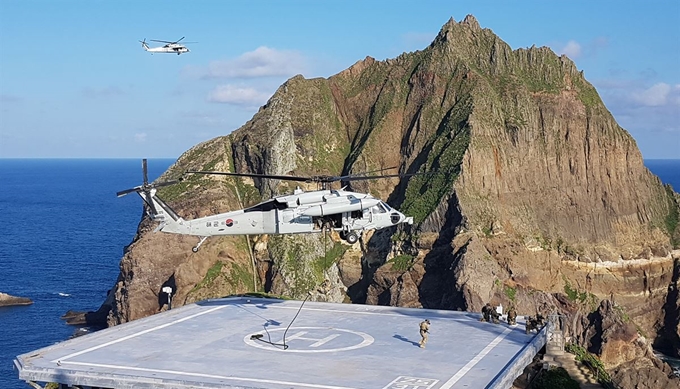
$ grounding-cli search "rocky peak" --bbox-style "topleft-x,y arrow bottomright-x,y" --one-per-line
432,14 -> 485,47
461,14 -> 481,29
339,56 -> 377,77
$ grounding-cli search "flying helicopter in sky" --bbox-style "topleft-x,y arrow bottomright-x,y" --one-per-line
117,160 -> 416,252
139,37 -> 195,55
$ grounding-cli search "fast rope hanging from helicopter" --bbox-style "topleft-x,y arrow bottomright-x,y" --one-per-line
319,224 -> 332,294
249,225 -> 332,350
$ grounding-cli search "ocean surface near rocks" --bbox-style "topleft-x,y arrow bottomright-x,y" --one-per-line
0,158 -> 173,387
0,158 -> 677,387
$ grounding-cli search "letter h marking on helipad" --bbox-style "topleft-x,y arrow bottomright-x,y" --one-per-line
285,331 -> 340,347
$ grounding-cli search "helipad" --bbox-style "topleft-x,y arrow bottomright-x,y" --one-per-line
15,297 -> 546,388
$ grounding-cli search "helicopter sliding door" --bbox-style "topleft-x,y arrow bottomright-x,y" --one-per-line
277,209 -> 314,234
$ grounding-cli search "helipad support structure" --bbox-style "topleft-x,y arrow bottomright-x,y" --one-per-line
15,297 -> 547,389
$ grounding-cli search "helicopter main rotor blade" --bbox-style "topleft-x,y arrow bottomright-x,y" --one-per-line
188,166 -> 427,185
187,170 -> 314,183
338,172 -> 414,182
355,166 -> 398,175
336,166 -> 398,181
339,170 -> 439,182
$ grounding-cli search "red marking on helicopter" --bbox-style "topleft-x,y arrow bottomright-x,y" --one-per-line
226,219 -> 234,227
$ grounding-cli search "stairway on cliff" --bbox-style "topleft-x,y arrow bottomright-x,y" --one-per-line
543,325 -> 603,388
548,353 -> 603,389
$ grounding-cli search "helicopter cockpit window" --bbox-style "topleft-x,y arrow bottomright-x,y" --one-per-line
244,199 -> 287,213
381,202 -> 392,211
371,204 -> 387,214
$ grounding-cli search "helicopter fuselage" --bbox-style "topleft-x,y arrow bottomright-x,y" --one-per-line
120,160 -> 417,251
151,189 -> 413,239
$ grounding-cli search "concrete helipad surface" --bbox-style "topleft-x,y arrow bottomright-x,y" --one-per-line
15,297 -> 544,389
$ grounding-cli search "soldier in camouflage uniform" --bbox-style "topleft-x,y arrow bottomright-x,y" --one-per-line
525,314 -> 546,334
507,306 -> 517,325
419,319 -> 430,348
489,306 -> 501,324
480,303 -> 492,322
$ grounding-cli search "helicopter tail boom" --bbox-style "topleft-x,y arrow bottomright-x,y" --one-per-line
143,190 -> 193,235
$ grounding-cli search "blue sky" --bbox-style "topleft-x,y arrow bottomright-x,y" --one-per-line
1,1 -> 678,159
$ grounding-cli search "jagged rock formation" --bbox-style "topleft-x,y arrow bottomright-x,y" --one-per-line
583,300 -> 679,388
93,15 -> 680,386
0,292 -> 32,307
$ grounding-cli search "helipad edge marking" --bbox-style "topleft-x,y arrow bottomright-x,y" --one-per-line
59,361 -> 358,389
439,327 -> 513,388
51,305 -> 226,363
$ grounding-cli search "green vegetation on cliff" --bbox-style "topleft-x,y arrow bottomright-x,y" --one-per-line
664,184 -> 680,248
401,99 -> 472,223
389,254 -> 415,272
565,343 -> 613,387
189,260 -> 256,295
531,366 -> 580,389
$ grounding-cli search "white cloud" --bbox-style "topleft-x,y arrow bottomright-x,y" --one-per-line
560,40 -> 582,59
673,84 -> 680,106
199,46 -> 307,79
134,133 -> 147,142
631,83 -> 674,107
207,84 -> 272,105
597,79 -> 680,140
556,37 -> 608,60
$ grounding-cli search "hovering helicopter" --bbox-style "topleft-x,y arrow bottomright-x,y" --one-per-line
117,160 -> 416,252
139,37 -> 195,55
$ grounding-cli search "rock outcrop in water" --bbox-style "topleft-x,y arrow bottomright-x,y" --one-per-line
0,292 -> 32,307
91,15 -> 680,386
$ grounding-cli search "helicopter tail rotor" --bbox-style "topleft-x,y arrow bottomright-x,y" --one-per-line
139,39 -> 150,51
116,159 -> 179,217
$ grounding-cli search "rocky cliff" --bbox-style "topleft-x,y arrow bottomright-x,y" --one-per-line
94,15 -> 680,385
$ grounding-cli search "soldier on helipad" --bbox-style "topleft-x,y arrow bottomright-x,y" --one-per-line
507,306 -> 517,325
480,302 -> 500,324
419,319 -> 430,348
480,303 -> 492,322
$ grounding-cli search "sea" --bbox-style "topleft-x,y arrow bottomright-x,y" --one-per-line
0,158 -> 678,388
0,159 -> 174,388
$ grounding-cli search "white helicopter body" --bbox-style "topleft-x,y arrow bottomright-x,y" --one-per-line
119,160 -> 415,252
140,38 -> 192,55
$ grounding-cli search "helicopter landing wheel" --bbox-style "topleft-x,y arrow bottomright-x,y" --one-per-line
345,232 -> 359,244
192,236 -> 208,253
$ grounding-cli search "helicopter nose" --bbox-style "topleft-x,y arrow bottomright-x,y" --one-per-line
391,212 -> 413,225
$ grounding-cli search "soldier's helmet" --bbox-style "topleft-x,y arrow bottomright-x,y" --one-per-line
425,319 -> 430,324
